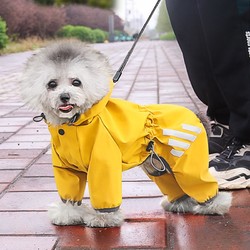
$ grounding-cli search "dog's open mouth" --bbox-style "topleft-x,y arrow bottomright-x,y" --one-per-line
58,104 -> 75,113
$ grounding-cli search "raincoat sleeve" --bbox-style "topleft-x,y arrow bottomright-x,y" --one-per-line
87,127 -> 123,211
51,143 -> 87,203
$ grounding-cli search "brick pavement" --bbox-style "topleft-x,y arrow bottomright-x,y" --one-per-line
0,41 -> 249,250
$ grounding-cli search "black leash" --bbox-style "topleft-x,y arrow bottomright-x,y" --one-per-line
113,0 -> 162,84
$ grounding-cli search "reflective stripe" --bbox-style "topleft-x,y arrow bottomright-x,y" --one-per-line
163,129 -> 196,142
168,139 -> 190,149
182,124 -> 202,134
170,149 -> 184,157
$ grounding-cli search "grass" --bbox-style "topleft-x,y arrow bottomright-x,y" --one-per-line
159,32 -> 176,41
0,37 -> 50,55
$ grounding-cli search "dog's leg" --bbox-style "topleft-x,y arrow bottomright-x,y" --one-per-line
193,192 -> 232,215
83,208 -> 124,228
48,200 -> 92,225
161,192 -> 232,215
161,195 -> 198,213
48,201 -> 124,227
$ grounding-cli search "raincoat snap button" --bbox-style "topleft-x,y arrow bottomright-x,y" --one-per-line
58,129 -> 65,135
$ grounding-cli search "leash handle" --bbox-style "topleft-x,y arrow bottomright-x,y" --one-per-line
113,0 -> 162,84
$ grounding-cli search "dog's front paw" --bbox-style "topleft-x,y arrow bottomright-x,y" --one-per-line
83,209 -> 124,228
48,201 -> 90,225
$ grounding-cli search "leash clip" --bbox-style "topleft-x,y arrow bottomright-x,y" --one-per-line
68,113 -> 80,125
144,140 -> 172,176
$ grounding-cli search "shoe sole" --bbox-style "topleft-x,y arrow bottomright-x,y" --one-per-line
209,167 -> 250,189
209,153 -> 219,161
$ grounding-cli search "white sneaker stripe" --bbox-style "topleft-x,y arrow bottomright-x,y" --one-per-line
170,149 -> 184,157
163,129 -> 196,142
182,124 -> 202,134
168,139 -> 190,149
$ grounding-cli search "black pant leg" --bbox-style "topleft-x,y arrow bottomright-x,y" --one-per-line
165,0 -> 230,124
194,0 -> 250,140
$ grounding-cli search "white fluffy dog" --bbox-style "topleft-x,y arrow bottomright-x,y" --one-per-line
20,40 -> 232,228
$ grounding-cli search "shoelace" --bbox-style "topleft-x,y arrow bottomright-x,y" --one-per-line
220,138 -> 246,159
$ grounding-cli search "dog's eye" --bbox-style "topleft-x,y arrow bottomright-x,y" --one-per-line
72,79 -> 82,87
47,80 -> 57,89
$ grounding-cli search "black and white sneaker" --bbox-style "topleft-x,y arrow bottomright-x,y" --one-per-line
209,138 -> 250,189
209,121 -> 234,155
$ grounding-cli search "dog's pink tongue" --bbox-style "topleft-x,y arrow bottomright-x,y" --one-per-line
59,105 -> 74,111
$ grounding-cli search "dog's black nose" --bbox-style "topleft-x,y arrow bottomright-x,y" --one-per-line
60,93 -> 70,103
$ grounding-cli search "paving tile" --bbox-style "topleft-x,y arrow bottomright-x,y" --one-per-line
0,212 -> 56,235
0,132 -> 12,143
36,154 -> 53,164
0,184 -> 8,193
0,158 -> 33,170
136,75 -> 158,81
122,167 -> 149,181
56,220 -> 166,249
122,181 -> 162,198
122,197 -> 165,220
0,117 -> 31,126
165,207 -> 250,250
0,170 -> 22,182
0,108 -> 18,117
0,149 -> 43,159
5,134 -> 51,142
6,109 -> 38,117
17,128 -> 50,135
0,236 -> 58,250
24,163 -> 53,177
0,126 -> 22,133
24,123 -> 48,129
0,141 -> 50,150
0,192 -> 58,211
158,76 -> 180,82
232,189 -> 250,207
10,177 -> 56,192
9,177 -> 56,192
128,95 -> 158,105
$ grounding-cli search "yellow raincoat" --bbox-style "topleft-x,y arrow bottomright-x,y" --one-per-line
48,85 -> 218,211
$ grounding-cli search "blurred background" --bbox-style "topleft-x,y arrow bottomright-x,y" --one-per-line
0,0 -> 174,54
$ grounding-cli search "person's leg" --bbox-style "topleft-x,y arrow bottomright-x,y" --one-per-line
165,0 -> 230,124
165,0 -> 234,154
193,0 -> 250,189
193,0 -> 250,141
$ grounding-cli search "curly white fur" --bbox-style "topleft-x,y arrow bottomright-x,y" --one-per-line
161,192 -> 232,215
83,208 -> 124,228
48,201 -> 124,227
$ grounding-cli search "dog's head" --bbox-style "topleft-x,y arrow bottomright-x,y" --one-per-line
20,40 -> 112,125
